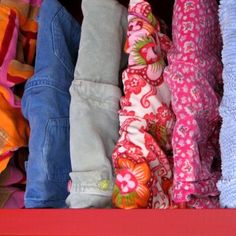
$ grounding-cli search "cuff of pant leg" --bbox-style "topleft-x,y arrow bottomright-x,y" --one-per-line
67,171 -> 113,208
217,178 -> 236,208
25,199 -> 67,208
69,172 -> 114,196
66,192 -> 112,208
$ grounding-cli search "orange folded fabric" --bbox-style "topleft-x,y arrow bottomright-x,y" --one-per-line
0,0 -> 41,88
0,0 -> 41,172
0,85 -> 29,173
1,0 -> 42,64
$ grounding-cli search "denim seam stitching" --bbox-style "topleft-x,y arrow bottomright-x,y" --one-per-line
24,80 -> 70,95
51,7 -> 74,77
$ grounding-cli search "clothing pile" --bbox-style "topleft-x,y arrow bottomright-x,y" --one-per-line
0,0 -> 41,208
0,0 -> 235,209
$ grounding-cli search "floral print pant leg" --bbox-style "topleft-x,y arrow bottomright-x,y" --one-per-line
112,0 -> 177,209
163,0 -> 222,208
217,0 -> 236,208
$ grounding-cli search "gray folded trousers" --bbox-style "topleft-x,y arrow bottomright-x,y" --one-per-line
66,0 -> 128,208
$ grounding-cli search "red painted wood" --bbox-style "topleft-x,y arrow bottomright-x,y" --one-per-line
0,209 -> 235,236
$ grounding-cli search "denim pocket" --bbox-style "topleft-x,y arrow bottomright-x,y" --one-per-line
43,118 -> 71,182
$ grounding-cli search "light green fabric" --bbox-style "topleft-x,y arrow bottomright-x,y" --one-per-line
66,0 -> 128,208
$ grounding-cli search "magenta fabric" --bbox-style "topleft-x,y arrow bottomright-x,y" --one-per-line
0,161 -> 25,208
163,0 -> 222,208
0,5 -> 19,89
0,187 -> 24,208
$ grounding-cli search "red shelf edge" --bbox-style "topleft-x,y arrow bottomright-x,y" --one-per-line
0,209 -> 236,236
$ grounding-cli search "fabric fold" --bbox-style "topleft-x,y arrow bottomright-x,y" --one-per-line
217,0 -> 236,208
0,0 -> 41,173
112,0 -> 177,209
164,0 -> 222,208
22,0 -> 81,208
67,0 -> 128,208
0,157 -> 26,208
0,85 -> 29,173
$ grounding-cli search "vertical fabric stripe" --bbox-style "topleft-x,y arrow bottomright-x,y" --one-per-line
0,9 -> 17,66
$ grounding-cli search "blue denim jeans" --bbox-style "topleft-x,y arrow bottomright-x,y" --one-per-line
22,0 -> 81,208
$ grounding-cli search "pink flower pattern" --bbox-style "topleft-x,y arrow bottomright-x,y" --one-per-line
116,171 -> 138,194
112,0 -> 177,209
163,0 -> 222,208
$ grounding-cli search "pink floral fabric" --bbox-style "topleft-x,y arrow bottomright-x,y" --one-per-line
112,0 -> 178,209
163,0 -> 222,208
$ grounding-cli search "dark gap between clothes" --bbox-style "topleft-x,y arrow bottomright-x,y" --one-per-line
58,0 -> 175,35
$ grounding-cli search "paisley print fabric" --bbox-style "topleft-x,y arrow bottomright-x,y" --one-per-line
112,0 -> 177,209
163,0 -> 222,208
